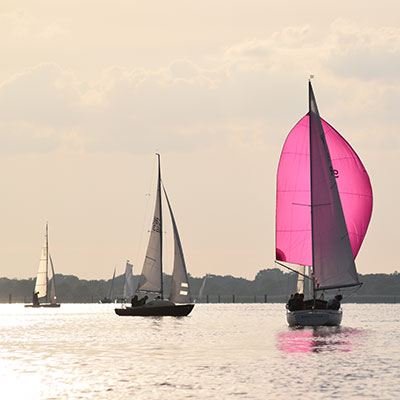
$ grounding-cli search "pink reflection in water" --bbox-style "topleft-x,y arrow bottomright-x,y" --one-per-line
277,327 -> 362,354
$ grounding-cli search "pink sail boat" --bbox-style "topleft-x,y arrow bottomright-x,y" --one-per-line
275,81 -> 373,326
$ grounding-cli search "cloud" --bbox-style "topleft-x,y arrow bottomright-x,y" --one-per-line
324,20 -> 400,82
0,9 -> 67,40
0,20 -> 399,156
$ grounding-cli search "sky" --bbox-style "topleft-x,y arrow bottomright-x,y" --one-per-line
0,1 -> 399,280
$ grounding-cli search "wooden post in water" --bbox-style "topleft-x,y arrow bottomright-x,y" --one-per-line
232,294 -> 235,303
206,294 -> 209,303
264,294 -> 267,303
218,295 -> 221,303
254,295 -> 257,303
8,294 -> 11,304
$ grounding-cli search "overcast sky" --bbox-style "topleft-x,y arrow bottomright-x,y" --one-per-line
1,1 -> 399,280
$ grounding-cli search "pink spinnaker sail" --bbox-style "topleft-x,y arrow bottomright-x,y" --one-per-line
275,110 -> 373,273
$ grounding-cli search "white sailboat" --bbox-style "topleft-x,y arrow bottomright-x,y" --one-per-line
100,267 -> 116,303
122,260 -> 134,300
115,154 -> 194,316
25,223 -> 60,308
275,81 -> 373,326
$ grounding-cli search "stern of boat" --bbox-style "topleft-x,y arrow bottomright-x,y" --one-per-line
286,309 -> 342,327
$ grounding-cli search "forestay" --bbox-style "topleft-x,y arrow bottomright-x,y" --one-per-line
137,166 -> 163,294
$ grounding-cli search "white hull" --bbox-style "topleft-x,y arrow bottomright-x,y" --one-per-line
286,309 -> 342,327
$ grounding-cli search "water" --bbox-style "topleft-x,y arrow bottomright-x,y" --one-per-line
1,303 -> 399,399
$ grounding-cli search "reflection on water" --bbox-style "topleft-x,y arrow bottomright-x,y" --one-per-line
0,303 -> 399,399
277,326 -> 363,354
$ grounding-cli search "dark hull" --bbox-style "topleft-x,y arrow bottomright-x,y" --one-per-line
115,303 -> 194,317
25,303 -> 61,308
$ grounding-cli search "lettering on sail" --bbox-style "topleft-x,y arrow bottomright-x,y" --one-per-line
152,217 -> 161,233
330,166 -> 339,178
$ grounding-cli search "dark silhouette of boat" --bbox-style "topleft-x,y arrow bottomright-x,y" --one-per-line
115,154 -> 194,317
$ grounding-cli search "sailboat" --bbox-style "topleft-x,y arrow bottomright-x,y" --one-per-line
115,154 -> 194,317
25,223 -> 60,308
100,267 -> 116,303
275,81 -> 373,326
121,260 -> 134,302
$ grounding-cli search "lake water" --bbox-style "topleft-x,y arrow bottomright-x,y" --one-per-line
0,303 -> 399,399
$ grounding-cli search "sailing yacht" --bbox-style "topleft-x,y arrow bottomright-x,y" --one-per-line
275,81 -> 373,326
115,154 -> 194,316
100,267 -> 116,303
122,260 -> 134,301
25,223 -> 60,308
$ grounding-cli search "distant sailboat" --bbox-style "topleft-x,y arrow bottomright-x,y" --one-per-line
25,223 -> 60,308
100,267 -> 116,303
196,274 -> 209,303
275,81 -> 373,326
122,260 -> 134,300
115,154 -> 194,316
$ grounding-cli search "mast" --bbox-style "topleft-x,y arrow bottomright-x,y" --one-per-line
156,153 -> 164,299
46,222 -> 49,303
308,81 -> 316,301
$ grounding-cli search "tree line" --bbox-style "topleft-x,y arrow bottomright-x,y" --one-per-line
1,268 -> 400,303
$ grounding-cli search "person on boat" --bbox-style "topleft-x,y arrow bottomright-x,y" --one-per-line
286,294 -> 295,310
33,291 -> 40,306
137,295 -> 148,306
131,295 -> 140,307
327,294 -> 342,310
287,293 -> 304,311
296,293 -> 305,310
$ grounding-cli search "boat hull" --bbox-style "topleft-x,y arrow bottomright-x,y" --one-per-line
115,303 -> 194,317
286,309 -> 342,327
24,303 -> 61,308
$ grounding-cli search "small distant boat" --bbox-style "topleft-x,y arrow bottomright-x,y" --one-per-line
275,81 -> 373,326
122,260 -> 134,301
100,267 -> 116,303
195,274 -> 209,303
115,154 -> 194,317
25,223 -> 60,308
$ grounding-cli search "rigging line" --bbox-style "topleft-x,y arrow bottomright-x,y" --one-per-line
134,155 -> 157,268
341,283 -> 363,303
275,261 -> 314,281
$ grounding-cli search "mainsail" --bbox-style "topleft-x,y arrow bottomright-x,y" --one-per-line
276,82 -> 372,290
137,154 -> 163,295
162,184 -> 191,304
34,225 -> 48,299
123,261 -> 135,298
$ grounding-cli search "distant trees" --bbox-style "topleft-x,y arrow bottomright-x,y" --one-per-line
0,269 -> 399,303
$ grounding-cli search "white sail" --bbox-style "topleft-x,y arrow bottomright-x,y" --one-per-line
34,226 -> 48,299
309,82 -> 359,290
108,267 -> 116,299
49,254 -> 57,304
197,275 -> 208,301
123,261 -> 135,298
163,184 -> 191,304
296,266 -> 305,294
137,156 -> 163,294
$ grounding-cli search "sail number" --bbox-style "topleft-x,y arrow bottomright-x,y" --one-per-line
152,217 -> 161,233
330,167 -> 339,178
